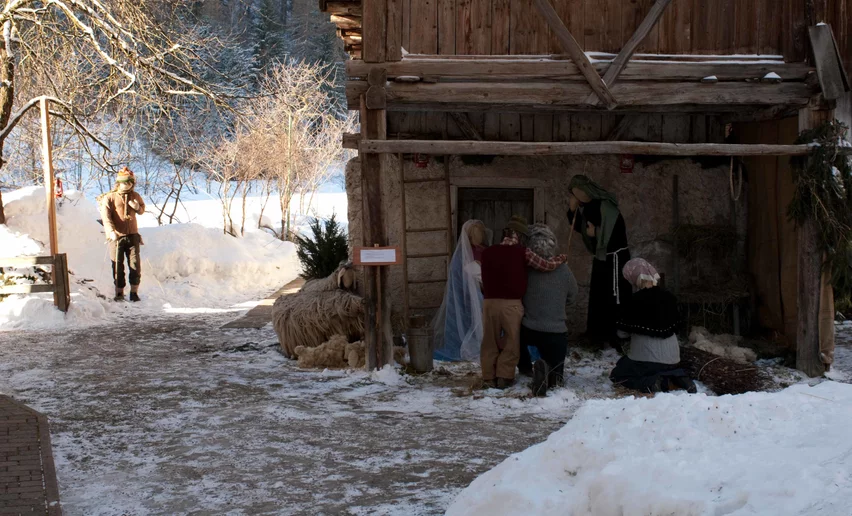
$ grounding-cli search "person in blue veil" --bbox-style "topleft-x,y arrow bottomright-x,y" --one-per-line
432,220 -> 490,361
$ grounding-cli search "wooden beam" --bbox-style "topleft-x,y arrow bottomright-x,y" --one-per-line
358,139 -> 852,156
448,112 -> 483,140
330,14 -> 361,29
585,0 -> 674,105
0,256 -> 56,267
347,57 -> 813,82
362,0 -> 386,63
346,81 -> 815,111
386,0 -> 402,61
0,284 -> 55,295
808,24 -> 850,100
342,132 -> 361,149
532,0 -> 617,109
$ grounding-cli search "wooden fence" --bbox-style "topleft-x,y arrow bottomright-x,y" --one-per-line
0,254 -> 71,312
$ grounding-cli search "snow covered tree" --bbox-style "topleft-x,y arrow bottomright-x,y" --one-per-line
0,0 -> 227,224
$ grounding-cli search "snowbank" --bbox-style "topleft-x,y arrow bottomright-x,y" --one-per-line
446,381 -> 852,516
0,187 -> 300,329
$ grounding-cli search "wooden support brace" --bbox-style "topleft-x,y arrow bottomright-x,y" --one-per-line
808,24 -> 851,100
584,0 -> 674,105
532,0 -> 617,109
449,112 -> 484,141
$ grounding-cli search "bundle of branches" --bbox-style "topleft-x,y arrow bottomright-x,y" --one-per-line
789,120 -> 852,300
674,224 -> 738,263
681,346 -> 770,395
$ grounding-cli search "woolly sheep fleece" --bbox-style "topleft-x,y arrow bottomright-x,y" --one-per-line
688,326 -> 757,364
295,334 -> 406,370
272,264 -> 365,358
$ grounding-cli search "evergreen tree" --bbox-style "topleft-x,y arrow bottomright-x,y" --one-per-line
295,214 -> 349,280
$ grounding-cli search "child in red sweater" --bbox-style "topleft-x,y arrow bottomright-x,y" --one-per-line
480,216 -> 567,389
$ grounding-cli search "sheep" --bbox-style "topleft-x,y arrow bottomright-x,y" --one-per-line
688,326 -> 757,364
292,334 -> 407,370
273,262 -> 365,358
299,261 -> 358,293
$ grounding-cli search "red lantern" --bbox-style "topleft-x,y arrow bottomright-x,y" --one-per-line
620,154 -> 634,174
55,177 -> 64,199
414,153 -> 430,168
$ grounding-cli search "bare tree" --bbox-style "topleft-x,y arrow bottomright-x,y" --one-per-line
0,0 -> 228,224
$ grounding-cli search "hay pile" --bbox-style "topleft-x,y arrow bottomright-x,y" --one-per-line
681,346 -> 770,395
682,327 -> 768,395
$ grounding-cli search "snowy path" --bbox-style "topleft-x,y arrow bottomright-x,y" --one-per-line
0,314 -> 582,515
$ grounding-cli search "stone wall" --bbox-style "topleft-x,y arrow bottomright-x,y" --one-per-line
346,153 -> 747,337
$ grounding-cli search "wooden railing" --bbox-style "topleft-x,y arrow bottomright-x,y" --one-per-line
0,254 -> 71,313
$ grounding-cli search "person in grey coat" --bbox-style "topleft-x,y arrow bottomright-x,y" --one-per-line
518,223 -> 579,396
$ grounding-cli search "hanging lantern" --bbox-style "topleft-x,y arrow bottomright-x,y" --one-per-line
619,154 -> 634,174
55,177 -> 64,199
414,153 -> 430,168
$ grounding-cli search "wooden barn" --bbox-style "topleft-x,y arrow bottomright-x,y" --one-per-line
320,0 -> 852,376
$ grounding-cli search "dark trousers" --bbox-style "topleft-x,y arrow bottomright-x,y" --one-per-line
609,356 -> 689,393
519,326 -> 568,385
110,234 -> 142,290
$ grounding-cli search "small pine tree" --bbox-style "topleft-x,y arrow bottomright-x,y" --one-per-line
295,214 -> 349,280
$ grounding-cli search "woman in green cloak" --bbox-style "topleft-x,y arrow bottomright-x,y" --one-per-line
566,174 -> 632,349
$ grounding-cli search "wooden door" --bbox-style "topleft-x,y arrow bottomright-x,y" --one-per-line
456,188 -> 535,243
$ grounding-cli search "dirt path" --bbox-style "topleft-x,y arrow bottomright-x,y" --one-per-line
0,314 -> 577,515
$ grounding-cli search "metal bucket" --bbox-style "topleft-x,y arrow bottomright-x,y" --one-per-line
407,315 -> 433,373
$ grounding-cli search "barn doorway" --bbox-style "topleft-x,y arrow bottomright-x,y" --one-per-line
456,187 -> 535,243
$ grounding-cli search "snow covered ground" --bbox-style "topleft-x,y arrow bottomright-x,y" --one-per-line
0,186 -> 346,330
446,331 -> 852,516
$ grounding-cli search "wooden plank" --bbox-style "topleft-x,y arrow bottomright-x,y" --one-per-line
346,81 -> 815,110
0,256 -> 56,267
534,114 -> 554,141
53,253 -> 70,312
716,0 -> 736,54
437,0 -> 455,54
469,0 -> 492,55
603,0 -> 622,52
662,114 -> 690,143
0,284 -> 55,295
456,0 -> 471,53
348,58 -> 813,82
637,0 -> 660,53
500,113 -> 521,141
734,0 -> 758,54
409,0 -> 438,53
510,0 -> 535,54
402,0 -> 411,50
585,0 -> 673,105
690,114 -> 707,143
359,139 -> 852,156
363,0 -> 387,62
810,24 -> 850,100
647,114 -> 663,141
554,114 -> 572,141
520,114 -> 535,141
782,0 -> 808,62
583,0 -> 605,51
491,0 -> 511,54
387,0 -> 403,60
483,113 -> 501,139
691,0 -> 713,53
533,0 -> 617,108
760,0 -> 781,55
570,114 -> 602,141
658,0 -> 691,53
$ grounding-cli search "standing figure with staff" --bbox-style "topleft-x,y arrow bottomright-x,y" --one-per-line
566,174 -> 632,350
100,167 -> 146,302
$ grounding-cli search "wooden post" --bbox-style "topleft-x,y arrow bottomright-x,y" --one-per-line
53,253 -> 70,313
360,94 -> 392,370
40,98 -> 58,257
796,106 -> 833,377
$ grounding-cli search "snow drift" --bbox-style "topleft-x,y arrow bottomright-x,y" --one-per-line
0,186 -> 300,329
446,381 -> 852,516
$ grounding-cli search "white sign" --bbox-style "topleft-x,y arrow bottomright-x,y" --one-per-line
360,248 -> 397,264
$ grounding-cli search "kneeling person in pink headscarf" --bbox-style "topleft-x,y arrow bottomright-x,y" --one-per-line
609,258 -> 696,394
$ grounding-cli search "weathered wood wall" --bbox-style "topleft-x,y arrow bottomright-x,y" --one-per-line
397,0 -> 850,66
388,112 -> 725,143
